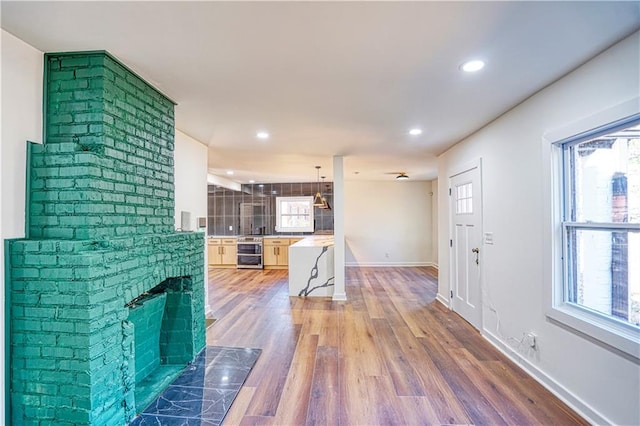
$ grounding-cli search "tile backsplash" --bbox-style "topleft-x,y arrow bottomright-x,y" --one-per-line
207,182 -> 334,236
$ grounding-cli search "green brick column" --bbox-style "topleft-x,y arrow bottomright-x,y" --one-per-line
30,52 -> 176,241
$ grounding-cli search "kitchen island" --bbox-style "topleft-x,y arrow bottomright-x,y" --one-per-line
288,235 -> 335,297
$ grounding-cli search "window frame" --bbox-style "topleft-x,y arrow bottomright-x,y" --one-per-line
275,196 -> 314,233
546,109 -> 640,360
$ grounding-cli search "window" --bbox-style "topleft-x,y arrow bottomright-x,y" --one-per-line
553,115 -> 640,357
275,196 -> 314,233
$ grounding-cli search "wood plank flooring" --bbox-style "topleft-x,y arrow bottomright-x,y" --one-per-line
206,267 -> 587,426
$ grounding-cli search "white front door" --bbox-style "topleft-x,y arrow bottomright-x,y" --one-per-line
450,164 -> 482,329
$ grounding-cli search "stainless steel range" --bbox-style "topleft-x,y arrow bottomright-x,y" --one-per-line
236,236 -> 263,269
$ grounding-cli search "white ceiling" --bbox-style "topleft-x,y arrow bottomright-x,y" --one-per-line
2,1 -> 639,183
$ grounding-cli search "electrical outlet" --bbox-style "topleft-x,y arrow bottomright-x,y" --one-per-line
228,225 -> 233,231
385,252 -> 390,258
525,332 -> 537,349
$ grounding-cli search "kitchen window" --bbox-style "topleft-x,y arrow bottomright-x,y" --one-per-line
550,114 -> 640,358
275,196 -> 314,233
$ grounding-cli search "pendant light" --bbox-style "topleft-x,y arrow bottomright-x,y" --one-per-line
319,176 -> 328,209
313,166 -> 324,206
322,177 -> 331,210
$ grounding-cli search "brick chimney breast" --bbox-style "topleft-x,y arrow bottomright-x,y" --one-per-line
9,52 -> 205,425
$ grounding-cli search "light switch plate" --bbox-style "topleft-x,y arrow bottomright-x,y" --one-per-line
484,232 -> 494,245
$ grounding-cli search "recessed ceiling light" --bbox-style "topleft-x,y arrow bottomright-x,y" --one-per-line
249,180 -> 255,183
409,128 -> 422,135
256,132 -> 269,139
226,170 -> 234,175
461,60 -> 485,73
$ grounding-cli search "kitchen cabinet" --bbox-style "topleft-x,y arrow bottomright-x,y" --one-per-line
264,238 -> 290,268
208,238 -> 237,268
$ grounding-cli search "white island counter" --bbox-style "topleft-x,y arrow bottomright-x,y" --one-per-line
288,235 -> 335,297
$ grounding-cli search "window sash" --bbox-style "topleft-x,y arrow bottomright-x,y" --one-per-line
560,113 -> 640,333
556,113 -> 640,148
558,112 -> 640,223
558,223 -> 640,353
563,222 -> 640,230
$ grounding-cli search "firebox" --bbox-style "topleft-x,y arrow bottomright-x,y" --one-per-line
8,51 -> 205,425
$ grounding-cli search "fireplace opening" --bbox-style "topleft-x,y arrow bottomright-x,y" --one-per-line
124,276 -> 196,413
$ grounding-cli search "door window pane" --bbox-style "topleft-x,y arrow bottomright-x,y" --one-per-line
455,182 -> 473,214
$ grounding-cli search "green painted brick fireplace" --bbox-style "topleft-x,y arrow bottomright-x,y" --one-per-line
8,52 -> 206,425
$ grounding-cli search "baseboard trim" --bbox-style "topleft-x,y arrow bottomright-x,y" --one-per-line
436,293 -> 449,308
482,330 -> 609,426
332,292 -> 347,301
345,261 -> 432,267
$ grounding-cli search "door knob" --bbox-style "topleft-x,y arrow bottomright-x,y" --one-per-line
472,247 -> 479,265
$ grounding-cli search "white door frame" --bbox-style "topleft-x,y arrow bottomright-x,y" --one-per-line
448,158 -> 483,330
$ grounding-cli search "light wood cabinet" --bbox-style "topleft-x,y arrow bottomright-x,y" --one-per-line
264,238 -> 290,269
208,238 -> 237,268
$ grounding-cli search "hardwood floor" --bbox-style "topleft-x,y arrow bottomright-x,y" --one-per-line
206,267 -> 587,426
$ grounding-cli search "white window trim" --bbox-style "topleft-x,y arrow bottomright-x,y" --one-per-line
542,97 -> 640,360
275,196 -> 314,233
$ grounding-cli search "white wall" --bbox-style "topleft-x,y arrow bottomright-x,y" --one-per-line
173,129 -> 209,314
430,179 -> 438,267
345,180 -> 433,266
437,32 -> 640,425
174,129 -> 208,232
0,30 -> 43,425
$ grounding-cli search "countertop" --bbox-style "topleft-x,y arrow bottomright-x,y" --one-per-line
207,235 -> 333,239
289,235 -> 334,247
263,235 -> 307,239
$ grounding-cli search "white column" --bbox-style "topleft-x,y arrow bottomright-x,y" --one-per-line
0,91 -> 4,426
1,31 -> 44,424
332,155 -> 347,301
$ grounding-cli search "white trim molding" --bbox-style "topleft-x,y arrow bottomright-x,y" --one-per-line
542,99 -> 640,360
436,292 -> 450,307
345,262 -> 433,267
482,330 -> 610,426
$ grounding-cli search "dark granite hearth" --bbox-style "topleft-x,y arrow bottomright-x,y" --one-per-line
130,346 -> 261,426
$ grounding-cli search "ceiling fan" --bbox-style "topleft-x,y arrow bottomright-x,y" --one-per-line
384,172 -> 410,180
